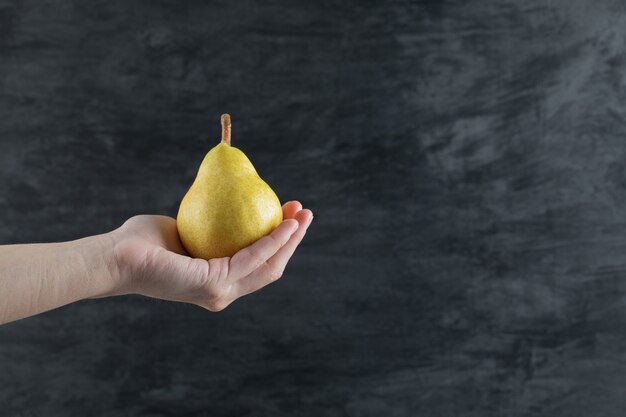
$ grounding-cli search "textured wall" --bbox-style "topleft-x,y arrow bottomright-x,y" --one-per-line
2,0 -> 626,415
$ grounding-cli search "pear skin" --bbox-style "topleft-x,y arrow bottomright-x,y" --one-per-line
177,115 -> 282,259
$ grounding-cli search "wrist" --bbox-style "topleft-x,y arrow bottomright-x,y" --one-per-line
75,232 -> 127,298
106,226 -> 143,296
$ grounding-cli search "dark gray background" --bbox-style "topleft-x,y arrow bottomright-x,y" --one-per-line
2,0 -> 626,415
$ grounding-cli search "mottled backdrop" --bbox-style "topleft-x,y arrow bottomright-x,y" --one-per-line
2,0 -> 626,416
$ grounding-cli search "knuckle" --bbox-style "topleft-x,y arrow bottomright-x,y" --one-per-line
268,233 -> 281,246
253,256 -> 266,270
199,260 -> 234,312
205,290 -> 230,312
269,268 -> 284,282
206,299 -> 228,312
246,249 -> 266,270
207,285 -> 227,301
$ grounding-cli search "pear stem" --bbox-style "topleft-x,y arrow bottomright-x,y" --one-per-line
221,114 -> 231,145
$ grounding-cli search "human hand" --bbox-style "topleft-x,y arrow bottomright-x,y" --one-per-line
109,201 -> 313,311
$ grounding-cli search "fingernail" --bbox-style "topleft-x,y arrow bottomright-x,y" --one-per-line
306,216 -> 314,227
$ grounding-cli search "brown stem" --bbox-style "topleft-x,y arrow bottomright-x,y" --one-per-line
221,114 -> 231,145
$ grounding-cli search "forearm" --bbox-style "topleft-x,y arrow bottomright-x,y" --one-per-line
0,233 -> 121,324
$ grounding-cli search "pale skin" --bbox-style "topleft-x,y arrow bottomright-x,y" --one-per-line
0,201 -> 313,325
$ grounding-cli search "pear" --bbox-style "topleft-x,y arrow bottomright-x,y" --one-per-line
177,114 -> 283,260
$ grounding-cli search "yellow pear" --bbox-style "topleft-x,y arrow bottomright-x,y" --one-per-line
177,114 -> 283,259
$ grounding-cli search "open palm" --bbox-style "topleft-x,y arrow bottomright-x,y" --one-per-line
111,201 -> 313,311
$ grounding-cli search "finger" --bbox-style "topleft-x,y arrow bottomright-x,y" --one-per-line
233,209 -> 313,298
164,218 -> 189,256
141,248 -> 234,312
267,209 -> 313,269
125,215 -> 189,256
228,219 -> 300,279
282,201 -> 302,220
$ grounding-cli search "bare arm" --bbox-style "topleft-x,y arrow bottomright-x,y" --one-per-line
0,201 -> 313,325
0,235 -> 120,323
